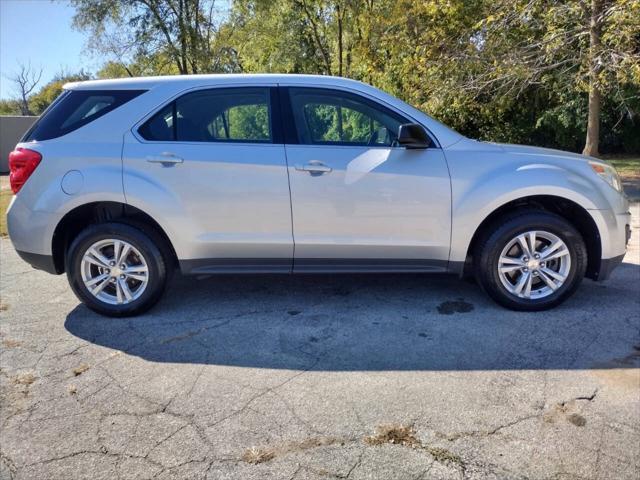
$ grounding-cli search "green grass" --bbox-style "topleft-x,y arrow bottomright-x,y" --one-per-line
0,189 -> 11,237
606,156 -> 640,180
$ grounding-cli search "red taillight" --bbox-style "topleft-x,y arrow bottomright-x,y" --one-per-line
8,148 -> 42,194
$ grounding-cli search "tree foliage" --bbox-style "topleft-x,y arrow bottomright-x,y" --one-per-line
219,0 -> 639,154
0,99 -> 22,116
70,0 -> 237,74
1,71 -> 93,116
12,0 -> 640,154
29,71 -> 93,114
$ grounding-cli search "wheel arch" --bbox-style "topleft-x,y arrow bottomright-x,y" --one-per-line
51,201 -> 178,274
462,195 -> 602,280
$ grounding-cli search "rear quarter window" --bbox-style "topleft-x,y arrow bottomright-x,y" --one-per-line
23,89 -> 146,141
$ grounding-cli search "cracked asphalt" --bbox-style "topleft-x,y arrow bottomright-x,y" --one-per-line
1,204 -> 639,480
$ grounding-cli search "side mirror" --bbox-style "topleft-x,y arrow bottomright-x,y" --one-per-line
397,124 -> 431,149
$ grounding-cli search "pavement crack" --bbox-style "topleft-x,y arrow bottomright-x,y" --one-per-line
272,391 -> 324,436
21,450 -> 153,468
147,424 -> 189,455
287,464 -> 303,480
341,449 -> 364,479
438,413 -> 539,441
570,388 -> 598,403
486,414 -> 540,436
440,389 -> 599,443
207,357 -> 321,428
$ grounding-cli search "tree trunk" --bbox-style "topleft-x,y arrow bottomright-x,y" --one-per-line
300,0 -> 332,75
584,82 -> 601,156
337,4 -> 343,77
19,96 -> 32,116
583,0 -> 603,157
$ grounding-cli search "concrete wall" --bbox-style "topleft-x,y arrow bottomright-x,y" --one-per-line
0,116 -> 39,173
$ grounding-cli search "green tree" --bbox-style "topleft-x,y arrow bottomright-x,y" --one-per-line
454,0 -> 640,155
29,71 -> 92,115
0,99 -> 21,116
226,0 -> 328,74
95,52 -> 182,78
70,0 -> 640,154
71,0 -> 237,74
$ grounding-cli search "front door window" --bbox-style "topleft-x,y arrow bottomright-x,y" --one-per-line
288,87 -> 406,147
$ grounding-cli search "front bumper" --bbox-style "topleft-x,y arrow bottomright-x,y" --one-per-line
15,250 -> 58,274
591,208 -> 631,281
595,253 -> 626,281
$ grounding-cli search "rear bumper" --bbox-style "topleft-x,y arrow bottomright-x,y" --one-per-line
8,195 -> 62,275
7,194 -> 60,257
15,250 -> 58,274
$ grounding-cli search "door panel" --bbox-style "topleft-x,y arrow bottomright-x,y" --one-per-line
282,87 -> 452,271
122,86 -> 293,273
286,145 -> 451,269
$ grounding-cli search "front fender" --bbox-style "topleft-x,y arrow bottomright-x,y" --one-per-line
449,163 -> 610,263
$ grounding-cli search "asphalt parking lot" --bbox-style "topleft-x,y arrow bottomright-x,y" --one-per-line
1,204 -> 639,480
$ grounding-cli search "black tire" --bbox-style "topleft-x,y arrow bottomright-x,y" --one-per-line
66,222 -> 168,317
474,210 -> 587,311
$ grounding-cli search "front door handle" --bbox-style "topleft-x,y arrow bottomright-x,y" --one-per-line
295,161 -> 332,176
146,153 -> 184,167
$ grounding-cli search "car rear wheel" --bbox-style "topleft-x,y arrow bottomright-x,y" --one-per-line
66,223 -> 168,317
474,211 -> 587,311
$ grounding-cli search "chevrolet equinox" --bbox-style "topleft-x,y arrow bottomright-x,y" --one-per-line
6,74 -> 631,316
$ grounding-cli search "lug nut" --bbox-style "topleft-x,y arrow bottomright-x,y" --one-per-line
534,254 -> 540,259
533,271 -> 539,276
523,256 -> 529,262
120,264 -> 126,270
523,267 -> 529,272
110,261 -> 116,266
105,269 -> 110,274
120,274 -> 125,280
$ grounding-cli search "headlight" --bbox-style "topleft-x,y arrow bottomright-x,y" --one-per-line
589,161 -> 623,193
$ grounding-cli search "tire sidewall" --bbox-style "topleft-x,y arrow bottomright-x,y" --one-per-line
66,223 -> 167,317
477,213 -> 587,311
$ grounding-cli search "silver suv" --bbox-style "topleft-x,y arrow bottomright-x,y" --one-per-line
7,74 -> 631,316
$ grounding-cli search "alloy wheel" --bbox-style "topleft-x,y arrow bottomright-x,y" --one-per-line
497,230 -> 571,300
80,239 -> 149,305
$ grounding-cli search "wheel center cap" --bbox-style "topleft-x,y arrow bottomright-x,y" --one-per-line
527,259 -> 540,270
110,267 -> 122,277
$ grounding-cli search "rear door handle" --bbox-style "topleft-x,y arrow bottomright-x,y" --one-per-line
146,153 -> 184,166
295,161 -> 332,175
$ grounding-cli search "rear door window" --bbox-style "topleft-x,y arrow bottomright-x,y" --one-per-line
138,87 -> 272,143
23,90 -> 145,141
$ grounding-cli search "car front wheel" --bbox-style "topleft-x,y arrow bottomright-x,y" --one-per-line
474,211 -> 587,311
66,222 -> 168,317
